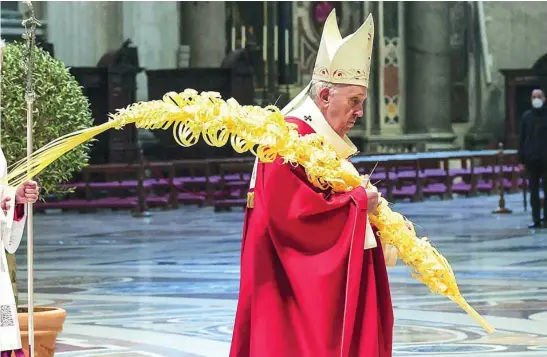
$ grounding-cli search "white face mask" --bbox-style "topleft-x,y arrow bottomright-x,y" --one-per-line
532,98 -> 544,109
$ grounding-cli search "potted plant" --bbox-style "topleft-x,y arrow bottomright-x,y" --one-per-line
2,42 -> 93,357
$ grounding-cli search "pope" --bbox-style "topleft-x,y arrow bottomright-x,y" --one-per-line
230,10 -> 397,357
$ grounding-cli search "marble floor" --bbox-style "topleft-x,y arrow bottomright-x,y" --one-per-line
11,192 -> 547,357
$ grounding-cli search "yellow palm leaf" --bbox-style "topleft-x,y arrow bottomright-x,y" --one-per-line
4,89 -> 494,333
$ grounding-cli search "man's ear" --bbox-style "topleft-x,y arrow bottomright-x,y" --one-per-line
319,87 -> 330,105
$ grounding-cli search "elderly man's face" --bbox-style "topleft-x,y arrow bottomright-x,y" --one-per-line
318,85 -> 367,136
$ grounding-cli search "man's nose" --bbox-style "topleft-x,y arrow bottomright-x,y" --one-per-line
355,103 -> 364,117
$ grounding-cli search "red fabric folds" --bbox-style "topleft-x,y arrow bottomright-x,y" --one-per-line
230,118 -> 393,357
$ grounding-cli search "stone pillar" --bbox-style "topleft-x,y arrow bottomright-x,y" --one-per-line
123,1 -> 179,101
46,1 -> 123,66
180,1 -> 226,67
464,2 -> 496,149
405,2 -> 456,149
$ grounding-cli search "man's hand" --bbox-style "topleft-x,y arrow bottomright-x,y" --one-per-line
366,189 -> 379,213
15,180 -> 39,204
362,175 -> 380,213
382,243 -> 398,267
1,195 -> 11,214
518,164 -> 525,172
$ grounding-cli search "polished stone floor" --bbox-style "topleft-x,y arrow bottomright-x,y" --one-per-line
11,192 -> 547,357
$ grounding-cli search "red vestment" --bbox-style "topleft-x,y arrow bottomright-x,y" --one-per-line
230,117 -> 394,357
14,204 -> 24,221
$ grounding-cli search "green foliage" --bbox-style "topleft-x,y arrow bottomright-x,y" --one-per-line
1,42 -> 93,196
2,42 -> 93,308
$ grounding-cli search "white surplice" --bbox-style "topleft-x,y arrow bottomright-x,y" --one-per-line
0,149 -> 26,254
0,148 -> 27,352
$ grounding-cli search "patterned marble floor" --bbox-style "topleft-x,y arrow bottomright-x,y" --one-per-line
11,192 -> 547,357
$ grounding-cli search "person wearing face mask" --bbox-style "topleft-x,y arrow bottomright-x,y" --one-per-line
518,89 -> 547,228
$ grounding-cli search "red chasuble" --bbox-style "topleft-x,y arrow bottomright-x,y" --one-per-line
229,117 -> 394,357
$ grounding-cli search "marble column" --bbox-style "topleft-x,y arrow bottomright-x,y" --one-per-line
180,1 -> 226,68
405,2 -> 456,148
123,1 -> 179,101
122,1 -> 179,152
464,2 -> 496,149
46,1 -> 123,66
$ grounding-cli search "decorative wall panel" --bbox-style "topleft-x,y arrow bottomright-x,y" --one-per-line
379,1 -> 403,132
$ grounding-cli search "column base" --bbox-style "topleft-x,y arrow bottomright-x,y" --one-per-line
464,131 -> 495,150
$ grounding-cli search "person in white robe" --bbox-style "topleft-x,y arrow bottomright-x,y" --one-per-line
0,148 -> 39,355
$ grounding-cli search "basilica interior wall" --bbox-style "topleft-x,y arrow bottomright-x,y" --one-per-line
9,1 -> 547,152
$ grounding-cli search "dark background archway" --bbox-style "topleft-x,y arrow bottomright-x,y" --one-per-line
500,52 -> 547,149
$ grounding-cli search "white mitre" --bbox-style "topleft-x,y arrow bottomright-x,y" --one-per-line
282,9 -> 374,115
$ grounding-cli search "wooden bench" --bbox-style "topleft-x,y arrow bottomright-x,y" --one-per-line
36,162 -> 173,213
35,148 -> 525,214
213,161 -> 254,211
169,159 -> 213,207
352,149 -> 521,203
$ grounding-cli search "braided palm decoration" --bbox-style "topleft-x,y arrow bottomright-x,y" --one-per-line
5,89 -> 494,333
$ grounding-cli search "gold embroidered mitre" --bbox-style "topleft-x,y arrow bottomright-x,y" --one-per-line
282,10 -> 374,115
312,10 -> 374,87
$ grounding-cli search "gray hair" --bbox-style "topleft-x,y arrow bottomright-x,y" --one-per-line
307,80 -> 345,100
532,88 -> 545,98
